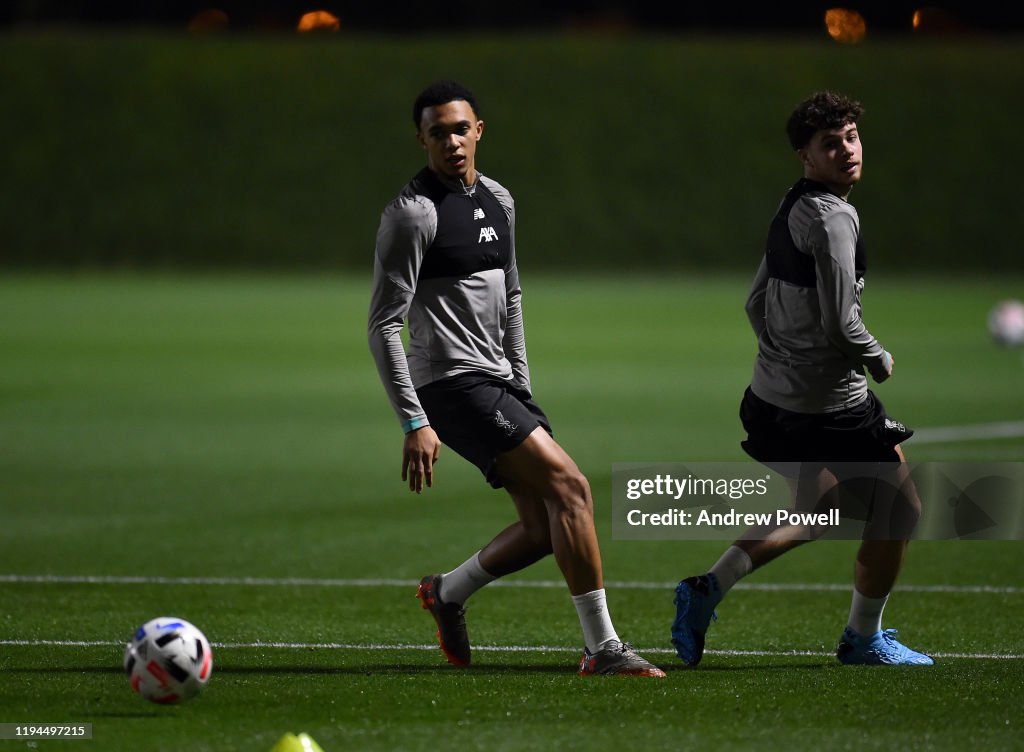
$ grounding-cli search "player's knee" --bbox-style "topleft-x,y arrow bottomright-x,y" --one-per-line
898,487 -> 922,524
871,468 -> 922,539
547,468 -> 593,517
893,463 -> 922,519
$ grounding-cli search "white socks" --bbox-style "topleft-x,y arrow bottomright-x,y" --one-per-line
706,547 -> 889,638
572,588 -> 620,653
441,554 -> 618,653
708,545 -> 753,594
438,551 -> 497,606
847,589 -> 888,637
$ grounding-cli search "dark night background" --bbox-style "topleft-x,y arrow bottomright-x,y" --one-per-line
2,1 -> 1022,32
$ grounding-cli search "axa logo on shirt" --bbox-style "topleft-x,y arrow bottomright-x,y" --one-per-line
473,208 -> 486,220
478,227 -> 498,243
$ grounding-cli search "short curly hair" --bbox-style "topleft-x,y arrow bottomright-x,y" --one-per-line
412,80 -> 480,129
786,91 -> 864,150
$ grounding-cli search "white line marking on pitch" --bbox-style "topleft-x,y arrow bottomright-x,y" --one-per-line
0,574 -> 1019,595
0,639 -> 1019,661
912,420 -> 1024,444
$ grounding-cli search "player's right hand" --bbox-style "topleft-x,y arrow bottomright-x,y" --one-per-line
402,426 -> 441,494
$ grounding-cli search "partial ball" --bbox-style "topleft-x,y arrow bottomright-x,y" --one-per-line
988,299 -> 1024,347
124,617 -> 213,704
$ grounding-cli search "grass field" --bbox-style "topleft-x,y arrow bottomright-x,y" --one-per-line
1,273 -> 1022,751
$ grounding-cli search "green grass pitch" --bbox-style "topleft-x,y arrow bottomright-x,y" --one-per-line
1,273 -> 1022,751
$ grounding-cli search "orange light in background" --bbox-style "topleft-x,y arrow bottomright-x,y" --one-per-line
297,10 -> 341,33
187,9 -> 229,33
912,7 -> 963,33
824,8 -> 867,43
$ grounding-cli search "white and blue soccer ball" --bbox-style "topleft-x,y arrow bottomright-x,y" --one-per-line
124,617 -> 213,704
988,299 -> 1024,347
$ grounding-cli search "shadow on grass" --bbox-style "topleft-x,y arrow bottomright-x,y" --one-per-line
1,666 -> 123,673
663,661 -> 834,673
1,663 -> 572,676
1,660 -> 836,676
215,663 -> 575,675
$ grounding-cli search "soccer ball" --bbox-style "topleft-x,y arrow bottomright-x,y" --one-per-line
987,299 -> 1024,347
124,617 -> 213,704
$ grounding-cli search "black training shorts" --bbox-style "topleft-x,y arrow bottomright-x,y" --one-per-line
416,372 -> 552,489
739,386 -> 913,471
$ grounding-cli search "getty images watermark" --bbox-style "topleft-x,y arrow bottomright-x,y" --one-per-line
612,462 -> 1024,541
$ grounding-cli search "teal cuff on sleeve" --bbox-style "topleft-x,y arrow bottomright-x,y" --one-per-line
402,417 -> 428,433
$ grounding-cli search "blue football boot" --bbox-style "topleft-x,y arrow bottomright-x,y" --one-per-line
671,573 -> 722,666
836,627 -> 935,666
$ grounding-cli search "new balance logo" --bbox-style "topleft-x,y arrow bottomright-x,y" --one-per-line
494,410 -> 518,437
478,227 -> 498,243
884,418 -> 907,433
473,208 -> 486,220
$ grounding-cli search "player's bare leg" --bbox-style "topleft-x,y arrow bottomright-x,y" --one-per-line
495,428 -> 602,595
853,447 -> 919,596
476,494 -> 554,577
416,503 -> 553,668
672,466 -> 839,666
836,445 -> 931,664
732,465 -> 841,567
675,447 -> 931,666
417,438 -> 558,667
495,428 -> 664,676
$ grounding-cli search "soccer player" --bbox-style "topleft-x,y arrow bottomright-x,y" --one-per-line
368,80 -> 664,677
671,91 -> 934,667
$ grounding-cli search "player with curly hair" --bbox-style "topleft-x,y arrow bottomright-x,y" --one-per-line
671,91 -> 934,668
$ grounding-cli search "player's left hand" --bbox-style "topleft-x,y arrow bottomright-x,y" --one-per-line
870,350 -> 893,383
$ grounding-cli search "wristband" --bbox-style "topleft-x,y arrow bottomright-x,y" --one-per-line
402,417 -> 428,433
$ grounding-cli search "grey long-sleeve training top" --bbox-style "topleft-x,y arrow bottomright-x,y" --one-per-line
368,167 -> 531,433
746,178 -> 890,414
